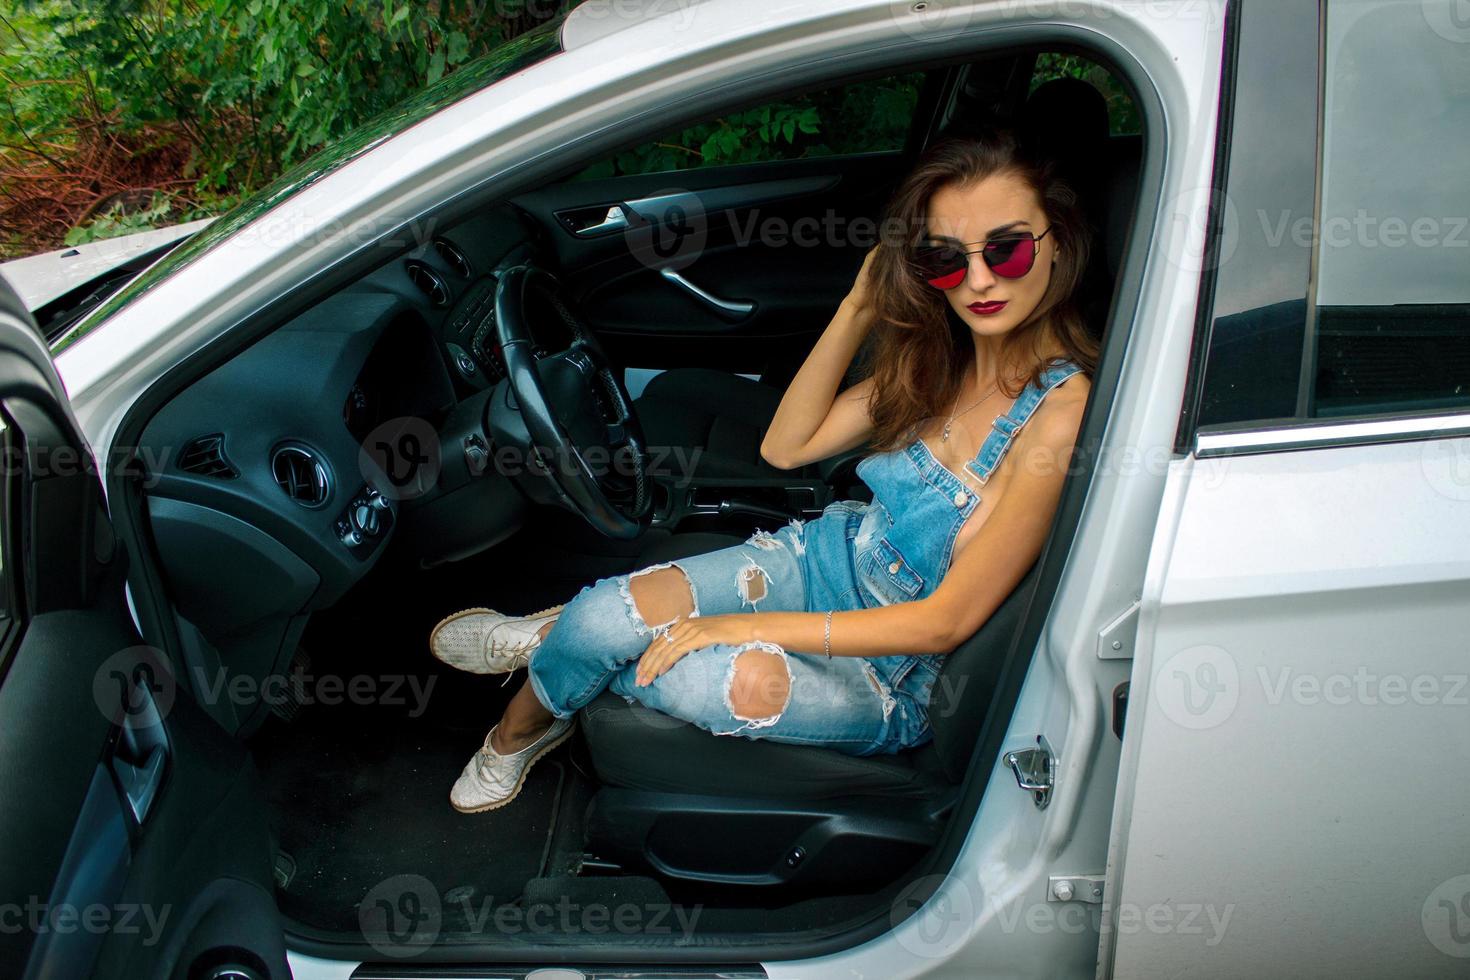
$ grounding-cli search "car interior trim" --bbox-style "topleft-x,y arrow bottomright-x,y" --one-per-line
1195,411 -> 1470,458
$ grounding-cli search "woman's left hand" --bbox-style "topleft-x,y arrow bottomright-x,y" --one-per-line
635,614 -> 760,686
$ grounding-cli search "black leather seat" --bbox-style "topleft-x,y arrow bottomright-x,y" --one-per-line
632,366 -> 871,484
577,530 -> 1044,889
633,368 -> 808,480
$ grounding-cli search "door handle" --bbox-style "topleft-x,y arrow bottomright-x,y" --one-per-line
112,746 -> 167,825
106,669 -> 172,825
658,267 -> 755,321
557,203 -> 630,238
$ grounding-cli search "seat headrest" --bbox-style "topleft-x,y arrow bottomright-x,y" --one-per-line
1020,78 -> 1110,176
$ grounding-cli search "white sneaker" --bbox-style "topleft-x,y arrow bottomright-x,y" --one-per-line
429,603 -> 564,675
450,716 -> 575,813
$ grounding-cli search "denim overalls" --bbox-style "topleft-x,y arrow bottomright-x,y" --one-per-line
528,357 -> 1084,756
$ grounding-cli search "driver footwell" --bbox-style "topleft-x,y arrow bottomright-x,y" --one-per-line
245,526 -> 604,936
250,700 -> 580,934
245,521 -> 912,941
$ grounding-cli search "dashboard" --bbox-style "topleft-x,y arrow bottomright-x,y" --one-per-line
137,202 -> 555,732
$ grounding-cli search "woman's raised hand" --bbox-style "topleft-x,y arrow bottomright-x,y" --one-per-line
843,244 -> 882,315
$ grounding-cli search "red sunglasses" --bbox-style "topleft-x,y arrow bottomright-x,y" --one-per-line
910,226 -> 1054,289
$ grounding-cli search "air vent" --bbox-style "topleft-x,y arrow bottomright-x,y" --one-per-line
405,260 -> 450,307
433,238 -> 472,278
177,434 -> 237,479
271,446 -> 330,507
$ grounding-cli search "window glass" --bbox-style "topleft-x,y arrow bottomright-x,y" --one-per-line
562,71 -> 926,181
1030,52 -> 1140,136
1311,0 -> 1470,417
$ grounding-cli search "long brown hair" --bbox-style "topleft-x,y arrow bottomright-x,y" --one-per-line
856,129 -> 1099,453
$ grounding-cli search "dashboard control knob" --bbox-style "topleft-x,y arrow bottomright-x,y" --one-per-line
366,489 -> 391,512
463,434 -> 490,476
353,504 -> 380,537
340,525 -> 363,548
446,342 -> 478,380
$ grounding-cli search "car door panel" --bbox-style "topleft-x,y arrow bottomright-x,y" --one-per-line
1108,437 -> 1470,978
511,152 -> 911,373
0,279 -> 287,979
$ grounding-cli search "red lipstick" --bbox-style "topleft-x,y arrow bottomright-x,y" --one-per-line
968,300 -> 1008,316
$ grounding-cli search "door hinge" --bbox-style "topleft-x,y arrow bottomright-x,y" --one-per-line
1003,734 -> 1054,810
1049,873 -> 1106,904
1097,599 -> 1140,659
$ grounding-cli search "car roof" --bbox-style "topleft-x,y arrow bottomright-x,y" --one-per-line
561,0 -> 724,51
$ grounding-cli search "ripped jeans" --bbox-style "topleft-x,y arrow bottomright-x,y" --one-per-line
524,516 -> 942,757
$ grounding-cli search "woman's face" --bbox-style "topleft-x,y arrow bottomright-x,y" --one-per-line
921,171 -> 1057,340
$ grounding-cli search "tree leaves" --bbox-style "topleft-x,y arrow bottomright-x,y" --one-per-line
566,73 -> 923,181
1,0 -> 574,251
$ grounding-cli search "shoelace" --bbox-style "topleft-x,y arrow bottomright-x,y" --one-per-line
487,629 -> 535,687
483,603 -> 564,687
475,724 -> 554,774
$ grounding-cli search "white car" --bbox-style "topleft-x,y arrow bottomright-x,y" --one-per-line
2,1 -> 1466,978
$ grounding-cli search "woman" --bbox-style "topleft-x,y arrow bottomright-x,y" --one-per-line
432,129 -> 1098,813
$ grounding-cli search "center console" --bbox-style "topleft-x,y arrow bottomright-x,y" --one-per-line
649,466 -> 870,537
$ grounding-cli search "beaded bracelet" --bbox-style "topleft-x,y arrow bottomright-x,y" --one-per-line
823,610 -> 833,658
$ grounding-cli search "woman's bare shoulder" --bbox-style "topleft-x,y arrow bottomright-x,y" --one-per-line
1051,370 -> 1091,405
1023,373 -> 1090,446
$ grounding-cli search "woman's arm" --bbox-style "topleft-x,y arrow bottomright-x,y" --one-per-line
635,382 -> 1088,683
915,382 -> 1088,649
759,248 -> 880,470
781,382 -> 1088,653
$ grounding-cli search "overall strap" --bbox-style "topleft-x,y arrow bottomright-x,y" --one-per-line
964,358 -> 1084,485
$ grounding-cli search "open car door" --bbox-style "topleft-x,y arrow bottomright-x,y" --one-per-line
0,277 -> 288,979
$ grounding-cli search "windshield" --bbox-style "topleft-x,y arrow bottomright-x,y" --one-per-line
52,14 -> 566,355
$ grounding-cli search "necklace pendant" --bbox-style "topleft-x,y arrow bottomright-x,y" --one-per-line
941,421 -> 952,442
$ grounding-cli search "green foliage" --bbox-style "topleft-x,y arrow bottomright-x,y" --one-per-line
0,0 -> 570,254
31,0 -> 563,183
0,2 -> 90,150
63,191 -> 173,245
567,72 -> 926,180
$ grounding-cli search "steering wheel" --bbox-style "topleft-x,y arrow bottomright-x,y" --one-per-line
487,264 -> 652,539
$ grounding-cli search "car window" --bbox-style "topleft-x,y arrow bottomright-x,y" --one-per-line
561,71 -> 926,180
50,14 -> 569,356
1029,52 -> 1140,136
1309,0 -> 1470,418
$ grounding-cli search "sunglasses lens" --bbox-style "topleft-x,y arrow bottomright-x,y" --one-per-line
984,236 -> 1035,278
926,267 -> 968,290
913,246 -> 967,289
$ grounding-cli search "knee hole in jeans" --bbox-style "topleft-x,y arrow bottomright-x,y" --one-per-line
725,646 -> 791,724
624,563 -> 698,634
